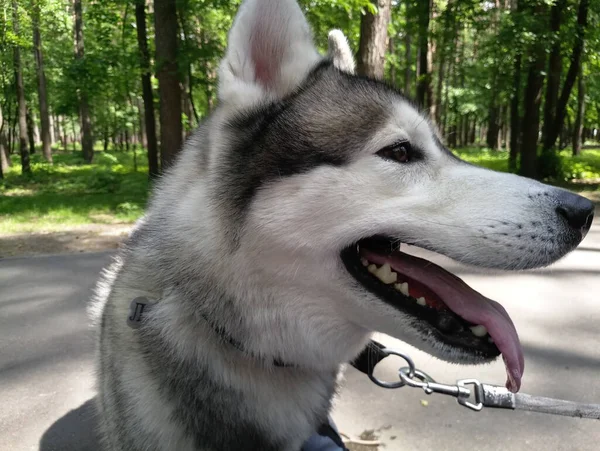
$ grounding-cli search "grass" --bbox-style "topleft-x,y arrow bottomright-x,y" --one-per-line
1,144 -> 599,235
0,146 -> 150,234
454,146 -> 600,187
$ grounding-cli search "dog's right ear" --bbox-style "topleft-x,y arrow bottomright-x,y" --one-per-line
327,30 -> 355,74
218,0 -> 321,109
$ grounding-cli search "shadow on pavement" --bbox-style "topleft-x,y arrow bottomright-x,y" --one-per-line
39,399 -> 100,451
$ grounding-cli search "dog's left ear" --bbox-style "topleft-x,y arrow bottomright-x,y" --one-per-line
218,0 -> 321,109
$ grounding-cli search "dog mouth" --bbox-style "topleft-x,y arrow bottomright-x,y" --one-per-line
340,235 -> 524,392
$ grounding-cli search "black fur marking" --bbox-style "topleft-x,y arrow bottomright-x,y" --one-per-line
138,324 -> 294,451
215,63 -> 394,240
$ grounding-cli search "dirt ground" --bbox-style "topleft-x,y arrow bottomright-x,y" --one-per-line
0,224 -> 132,258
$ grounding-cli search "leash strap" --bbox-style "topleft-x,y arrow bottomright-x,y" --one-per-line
367,348 -> 600,420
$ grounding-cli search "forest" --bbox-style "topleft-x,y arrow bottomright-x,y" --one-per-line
1,0 -> 600,238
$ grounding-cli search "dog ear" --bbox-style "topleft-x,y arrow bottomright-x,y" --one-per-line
327,30 -> 355,74
218,0 -> 321,109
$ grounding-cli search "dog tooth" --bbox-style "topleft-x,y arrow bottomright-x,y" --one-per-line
374,263 -> 397,284
470,325 -> 488,337
394,282 -> 409,296
367,263 -> 379,275
361,258 -> 369,267
416,297 -> 427,306
400,282 -> 409,296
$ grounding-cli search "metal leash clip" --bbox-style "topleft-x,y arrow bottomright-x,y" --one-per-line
367,348 -> 600,419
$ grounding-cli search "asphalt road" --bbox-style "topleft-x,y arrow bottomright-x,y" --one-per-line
1,220 -> 599,451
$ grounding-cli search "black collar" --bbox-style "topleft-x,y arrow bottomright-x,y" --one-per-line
127,296 -> 387,373
127,297 -> 291,367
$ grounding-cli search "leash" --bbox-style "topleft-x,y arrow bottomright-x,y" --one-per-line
366,348 -> 600,420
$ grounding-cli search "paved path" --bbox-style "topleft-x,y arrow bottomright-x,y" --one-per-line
1,220 -> 599,450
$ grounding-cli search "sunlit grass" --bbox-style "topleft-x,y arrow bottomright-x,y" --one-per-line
0,146 -> 149,234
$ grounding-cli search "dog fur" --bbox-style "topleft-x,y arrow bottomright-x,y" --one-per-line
91,1 -> 593,449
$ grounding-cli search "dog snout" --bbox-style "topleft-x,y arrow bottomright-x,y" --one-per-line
554,190 -> 594,236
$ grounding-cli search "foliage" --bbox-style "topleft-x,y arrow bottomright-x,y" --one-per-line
0,0 -> 600,221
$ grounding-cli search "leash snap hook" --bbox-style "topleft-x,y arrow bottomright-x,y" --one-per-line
398,368 -> 475,404
456,379 -> 484,411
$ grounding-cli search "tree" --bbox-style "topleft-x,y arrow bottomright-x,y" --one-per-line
0,103 -> 6,179
154,0 -> 182,171
135,0 -> 159,178
540,0 -> 590,178
357,0 -> 392,79
12,0 -> 31,175
541,0 -> 566,152
73,0 -> 93,163
572,63 -> 585,156
32,0 -> 52,163
416,0 -> 432,110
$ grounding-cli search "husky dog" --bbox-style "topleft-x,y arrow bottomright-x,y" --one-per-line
92,0 -> 594,449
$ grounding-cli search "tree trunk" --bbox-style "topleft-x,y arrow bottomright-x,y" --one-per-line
404,1 -> 412,96
26,110 -> 35,154
416,0 -> 431,109
136,0 -> 159,178
187,64 -> 200,122
509,52 -> 521,171
519,44 -> 546,179
12,0 -> 31,174
0,104 -> 9,176
154,0 -> 182,171
357,0 -> 392,79
73,0 -> 94,163
388,36 -> 396,86
434,2 -> 453,126
182,75 -> 193,138
541,0 -> 565,152
61,116 -> 68,152
486,106 -> 501,150
48,111 -> 55,144
541,0 -> 589,171
572,63 -> 585,156
32,0 -> 52,163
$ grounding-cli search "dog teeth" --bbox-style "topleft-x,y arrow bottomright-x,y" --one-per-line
394,282 -> 409,296
367,264 -> 378,274
361,258 -> 369,267
374,263 -> 397,284
416,297 -> 427,306
470,325 -> 488,337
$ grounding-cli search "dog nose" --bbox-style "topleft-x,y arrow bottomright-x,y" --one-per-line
555,191 -> 594,234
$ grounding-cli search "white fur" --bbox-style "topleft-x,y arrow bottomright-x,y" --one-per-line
328,30 -> 356,73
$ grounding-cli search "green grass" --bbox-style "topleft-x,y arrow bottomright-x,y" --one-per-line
453,146 -> 600,183
0,146 -> 149,234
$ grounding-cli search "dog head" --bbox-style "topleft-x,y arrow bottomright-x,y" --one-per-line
208,0 -> 594,392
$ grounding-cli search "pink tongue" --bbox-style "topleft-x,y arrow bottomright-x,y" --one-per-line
363,249 -> 524,392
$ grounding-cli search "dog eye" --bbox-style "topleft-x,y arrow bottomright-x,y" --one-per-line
376,141 -> 411,164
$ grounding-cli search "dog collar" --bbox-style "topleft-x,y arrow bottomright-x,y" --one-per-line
126,297 -> 386,374
126,297 -> 291,367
